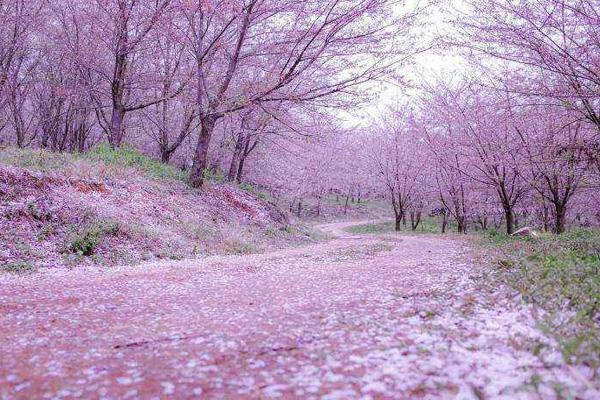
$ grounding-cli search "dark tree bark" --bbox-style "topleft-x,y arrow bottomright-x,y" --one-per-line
108,15 -> 128,149
159,110 -> 196,164
395,212 -> 403,232
541,204 -> 550,232
235,136 -> 258,184
227,132 -> 244,182
555,205 -> 567,234
189,116 -> 218,188
441,212 -> 448,234
410,210 -> 421,231
504,209 -> 514,235
457,216 -> 467,234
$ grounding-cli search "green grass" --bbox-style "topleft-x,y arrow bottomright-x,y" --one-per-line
89,144 -> 187,181
0,144 -> 189,182
66,217 -> 121,257
0,146 -> 82,172
239,183 -> 273,202
1,261 -> 37,274
483,228 -> 600,368
345,218 -> 442,235
202,168 -> 226,183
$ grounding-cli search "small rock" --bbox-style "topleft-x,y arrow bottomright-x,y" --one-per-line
511,227 -> 538,238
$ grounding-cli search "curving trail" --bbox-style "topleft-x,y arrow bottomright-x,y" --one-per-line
0,220 -> 597,399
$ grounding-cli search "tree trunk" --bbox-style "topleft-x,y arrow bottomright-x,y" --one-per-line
189,116 -> 217,188
541,204 -> 549,232
109,107 -> 125,148
76,125 -> 87,153
40,124 -> 50,149
457,216 -> 467,234
227,133 -> 244,182
236,152 -> 247,184
109,10 -> 128,149
344,196 -> 350,214
235,135 -> 255,185
441,213 -> 447,234
554,204 -> 567,234
395,212 -> 403,232
161,148 -> 172,164
410,211 -> 421,231
316,196 -> 322,217
504,208 -> 515,235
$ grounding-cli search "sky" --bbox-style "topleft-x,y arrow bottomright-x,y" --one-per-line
342,0 -> 465,128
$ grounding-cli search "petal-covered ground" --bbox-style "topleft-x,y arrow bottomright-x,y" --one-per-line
0,221 -> 598,399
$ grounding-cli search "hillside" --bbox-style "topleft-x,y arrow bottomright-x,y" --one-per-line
0,146 -> 316,271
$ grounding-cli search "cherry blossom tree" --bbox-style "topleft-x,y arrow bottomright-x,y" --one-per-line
515,111 -> 591,233
179,0 -> 419,187
0,0 -> 44,147
457,0 -> 600,167
421,77 -> 529,234
51,0 -> 183,148
369,107 -> 427,231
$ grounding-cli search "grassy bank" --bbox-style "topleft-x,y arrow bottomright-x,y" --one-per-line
0,146 -> 315,272
0,144 -> 188,182
482,229 -> 600,370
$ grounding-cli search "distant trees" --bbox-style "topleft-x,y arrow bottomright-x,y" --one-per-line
516,115 -> 590,234
420,80 -> 528,234
369,107 -> 426,231
439,0 -> 600,233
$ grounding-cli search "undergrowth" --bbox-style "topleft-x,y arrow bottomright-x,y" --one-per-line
1,261 -> 37,274
482,228 -> 600,371
0,146 -> 308,270
239,183 -> 272,202
0,146 -> 80,172
66,218 -> 121,257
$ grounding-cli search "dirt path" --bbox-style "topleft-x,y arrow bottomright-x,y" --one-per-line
0,221 -> 597,399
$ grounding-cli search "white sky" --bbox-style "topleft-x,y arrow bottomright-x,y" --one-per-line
341,0 -> 465,128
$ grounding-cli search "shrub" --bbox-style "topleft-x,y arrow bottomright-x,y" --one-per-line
69,228 -> 102,256
224,239 -> 259,255
67,218 -> 120,257
202,168 -> 226,183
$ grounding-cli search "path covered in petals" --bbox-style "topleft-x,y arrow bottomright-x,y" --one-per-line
1,221 -> 597,399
